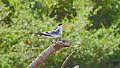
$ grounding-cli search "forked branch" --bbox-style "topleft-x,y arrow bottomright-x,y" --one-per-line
61,51 -> 75,68
28,40 -> 71,68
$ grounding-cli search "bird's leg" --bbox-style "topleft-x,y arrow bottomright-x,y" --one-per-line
52,38 -> 59,43
54,38 -> 58,42
56,37 -> 61,41
53,37 -> 62,43
52,39 -> 55,43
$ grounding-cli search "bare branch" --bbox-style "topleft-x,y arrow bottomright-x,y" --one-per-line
61,51 -> 75,68
28,40 -> 71,68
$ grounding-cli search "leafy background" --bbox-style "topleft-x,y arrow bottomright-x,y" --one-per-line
0,0 -> 120,68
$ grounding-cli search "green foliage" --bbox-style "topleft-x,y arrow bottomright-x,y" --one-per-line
88,0 -> 120,29
49,0 -> 77,21
0,0 -> 120,68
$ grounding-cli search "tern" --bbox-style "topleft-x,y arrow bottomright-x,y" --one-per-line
35,24 -> 62,39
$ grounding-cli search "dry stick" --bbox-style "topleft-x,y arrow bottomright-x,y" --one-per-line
28,40 -> 71,68
61,51 -> 75,68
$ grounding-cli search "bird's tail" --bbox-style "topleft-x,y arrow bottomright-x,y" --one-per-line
34,32 -> 52,37
34,32 -> 43,35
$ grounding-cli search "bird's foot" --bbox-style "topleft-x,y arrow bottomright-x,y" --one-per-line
57,38 -> 61,41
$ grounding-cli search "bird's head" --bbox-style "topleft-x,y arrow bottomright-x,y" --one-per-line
58,24 -> 62,26
58,23 -> 71,29
57,23 -> 62,28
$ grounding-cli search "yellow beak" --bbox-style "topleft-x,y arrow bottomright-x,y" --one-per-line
63,23 -> 71,29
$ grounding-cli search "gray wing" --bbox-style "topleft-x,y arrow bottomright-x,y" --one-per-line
46,29 -> 60,35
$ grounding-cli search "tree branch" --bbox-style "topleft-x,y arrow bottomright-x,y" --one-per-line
61,51 -> 75,68
28,40 -> 71,68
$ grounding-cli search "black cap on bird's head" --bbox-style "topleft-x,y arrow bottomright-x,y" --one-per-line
58,24 -> 62,26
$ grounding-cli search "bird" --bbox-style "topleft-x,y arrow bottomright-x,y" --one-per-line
35,24 -> 62,40
74,65 -> 79,68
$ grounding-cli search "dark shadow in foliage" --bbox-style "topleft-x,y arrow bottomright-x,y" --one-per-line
49,0 -> 77,22
87,0 -> 120,30
101,48 -> 120,68
29,1 -> 49,21
0,0 -> 15,26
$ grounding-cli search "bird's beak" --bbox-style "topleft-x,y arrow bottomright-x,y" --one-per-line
63,23 -> 71,29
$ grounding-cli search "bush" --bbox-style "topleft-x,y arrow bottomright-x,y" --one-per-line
0,0 -> 120,68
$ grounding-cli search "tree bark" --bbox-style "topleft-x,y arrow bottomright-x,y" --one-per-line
61,51 -> 75,68
28,40 -> 71,68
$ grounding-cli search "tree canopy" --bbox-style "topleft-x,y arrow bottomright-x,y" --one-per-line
0,0 -> 120,68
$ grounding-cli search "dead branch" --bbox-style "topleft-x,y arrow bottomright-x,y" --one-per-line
61,51 -> 75,68
28,40 -> 71,68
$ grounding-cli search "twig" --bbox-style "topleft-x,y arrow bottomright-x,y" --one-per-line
28,40 -> 71,68
61,51 -> 75,68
